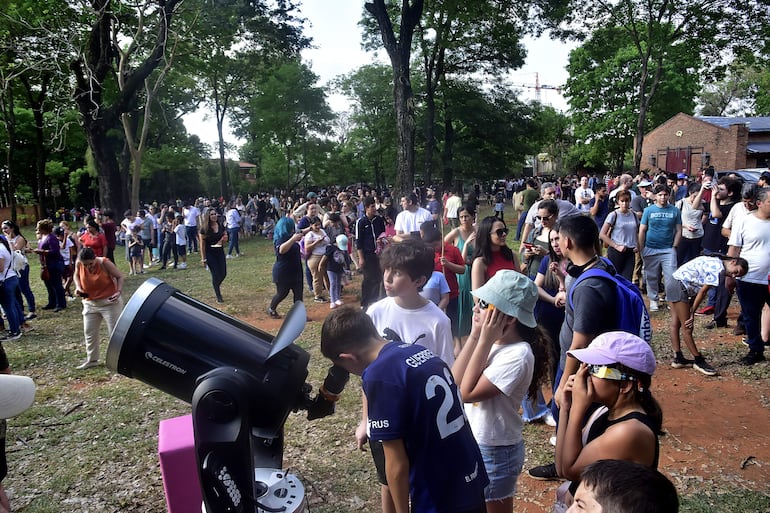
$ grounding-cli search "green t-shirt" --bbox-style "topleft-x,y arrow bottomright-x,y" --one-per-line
522,188 -> 539,211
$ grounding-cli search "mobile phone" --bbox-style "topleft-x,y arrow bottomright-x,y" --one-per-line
523,243 -> 534,250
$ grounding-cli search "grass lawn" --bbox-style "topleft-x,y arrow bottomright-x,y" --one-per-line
3,210 -> 769,512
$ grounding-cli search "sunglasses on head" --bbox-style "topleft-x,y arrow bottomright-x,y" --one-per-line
587,364 -> 636,381
494,228 -> 508,237
478,299 -> 495,311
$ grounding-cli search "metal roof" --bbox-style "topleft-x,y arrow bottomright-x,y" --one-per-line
747,142 -> 770,154
697,116 -> 770,132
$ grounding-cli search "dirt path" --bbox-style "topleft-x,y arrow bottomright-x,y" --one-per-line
247,293 -> 770,511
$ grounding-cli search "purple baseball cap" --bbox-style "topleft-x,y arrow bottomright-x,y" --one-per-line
568,331 -> 656,375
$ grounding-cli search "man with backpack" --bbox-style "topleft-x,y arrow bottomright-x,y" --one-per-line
528,214 -> 650,481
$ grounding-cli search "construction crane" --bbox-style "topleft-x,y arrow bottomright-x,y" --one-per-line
509,72 -> 562,104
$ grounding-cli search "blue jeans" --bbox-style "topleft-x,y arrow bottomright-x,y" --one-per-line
186,226 -> 198,252
521,390 -> 550,422
227,228 -> 240,256
516,212 -> 527,240
16,265 -> 36,313
327,270 -> 342,304
736,281 -> 770,354
1,275 -> 23,334
642,248 -> 676,301
479,441 -> 525,501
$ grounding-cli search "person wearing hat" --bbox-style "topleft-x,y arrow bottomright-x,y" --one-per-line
674,173 -> 689,202
453,270 -> 552,513
320,233 -> 351,309
553,331 -> 662,511
0,374 -> 36,513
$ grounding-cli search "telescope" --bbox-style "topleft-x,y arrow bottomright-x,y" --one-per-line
106,278 -> 348,513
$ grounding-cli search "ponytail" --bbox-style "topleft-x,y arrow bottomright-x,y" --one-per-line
518,323 -> 553,400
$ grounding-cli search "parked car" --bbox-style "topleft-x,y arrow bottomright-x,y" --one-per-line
716,168 -> 763,184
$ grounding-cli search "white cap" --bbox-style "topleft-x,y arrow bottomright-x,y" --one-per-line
0,375 -> 35,418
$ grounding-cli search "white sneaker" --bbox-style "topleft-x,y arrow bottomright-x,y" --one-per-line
549,436 -> 557,446
330,303 -> 337,310
335,299 -> 344,306
649,300 -> 659,312
76,360 -> 99,370
226,254 -> 234,259
178,263 -> 187,269
543,412 -> 557,427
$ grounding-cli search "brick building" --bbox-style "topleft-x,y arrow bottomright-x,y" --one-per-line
638,113 -> 770,176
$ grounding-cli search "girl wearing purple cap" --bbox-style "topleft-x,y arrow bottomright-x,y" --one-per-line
554,331 -> 662,512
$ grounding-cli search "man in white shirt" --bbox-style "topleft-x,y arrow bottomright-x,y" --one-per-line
183,200 -> 200,253
394,193 -> 433,240
444,189 -> 463,228
574,176 -> 594,212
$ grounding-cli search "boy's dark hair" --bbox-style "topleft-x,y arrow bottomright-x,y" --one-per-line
581,460 -> 679,513
379,238 -> 434,291
718,176 -> 741,199
558,214 -> 599,251
321,306 -> 380,361
420,220 -> 441,244
363,196 -> 376,208
686,182 -> 701,196
653,184 -> 670,195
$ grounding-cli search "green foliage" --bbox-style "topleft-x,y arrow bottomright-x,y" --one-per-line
565,24 -> 700,172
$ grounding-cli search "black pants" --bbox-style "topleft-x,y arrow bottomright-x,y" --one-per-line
606,246 -> 635,282
206,246 -> 226,301
360,253 -> 383,308
161,236 -> 178,267
270,277 -> 303,312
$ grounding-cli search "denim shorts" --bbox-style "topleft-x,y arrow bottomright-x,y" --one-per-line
479,441 -> 525,501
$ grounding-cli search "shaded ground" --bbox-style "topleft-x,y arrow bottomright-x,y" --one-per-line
245,290 -> 770,511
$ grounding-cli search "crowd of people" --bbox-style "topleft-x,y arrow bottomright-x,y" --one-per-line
1,166 -> 768,512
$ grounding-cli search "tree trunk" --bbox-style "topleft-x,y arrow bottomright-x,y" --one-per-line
393,60 -> 416,198
424,91 -> 436,187
441,108 -> 454,189
365,0 -> 424,199
86,123 -> 125,214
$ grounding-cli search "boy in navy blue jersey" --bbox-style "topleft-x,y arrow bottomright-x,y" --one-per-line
321,307 -> 488,513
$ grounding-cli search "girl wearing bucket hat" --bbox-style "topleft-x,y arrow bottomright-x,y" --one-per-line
553,331 -> 662,512
453,270 -> 552,512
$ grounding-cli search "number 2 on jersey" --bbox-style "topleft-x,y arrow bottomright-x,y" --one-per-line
425,368 -> 465,439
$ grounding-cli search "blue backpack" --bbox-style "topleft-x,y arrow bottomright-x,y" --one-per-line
568,259 -> 652,343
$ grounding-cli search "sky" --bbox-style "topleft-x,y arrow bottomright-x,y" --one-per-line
184,1 -> 575,155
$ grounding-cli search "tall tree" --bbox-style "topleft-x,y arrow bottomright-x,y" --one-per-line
415,0 -> 528,187
564,23 -> 699,173
364,0 -> 424,198
189,2 -> 308,198
550,0 -> 770,173
235,58 -> 332,192
70,0 -> 183,214
334,64 -> 397,190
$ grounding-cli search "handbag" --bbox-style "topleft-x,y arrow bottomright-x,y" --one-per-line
40,263 -> 49,281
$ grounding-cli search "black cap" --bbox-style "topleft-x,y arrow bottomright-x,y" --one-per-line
760,171 -> 770,183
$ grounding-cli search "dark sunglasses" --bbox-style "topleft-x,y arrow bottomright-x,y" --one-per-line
535,214 -> 555,222
494,228 -> 509,237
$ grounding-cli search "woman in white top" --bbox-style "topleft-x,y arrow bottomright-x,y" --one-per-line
1,220 -> 36,320
599,189 -> 638,281
728,187 -> 770,365
303,216 -> 330,302
453,271 -> 551,513
676,182 -> 706,266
